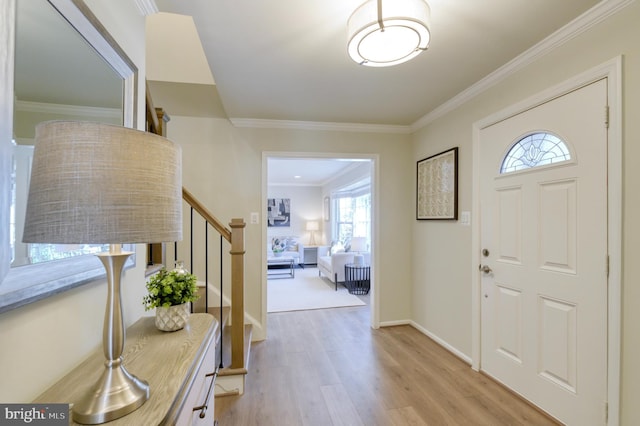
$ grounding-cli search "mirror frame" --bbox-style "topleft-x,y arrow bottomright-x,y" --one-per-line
0,0 -> 138,314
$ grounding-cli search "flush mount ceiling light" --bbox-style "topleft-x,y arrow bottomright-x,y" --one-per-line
348,0 -> 431,67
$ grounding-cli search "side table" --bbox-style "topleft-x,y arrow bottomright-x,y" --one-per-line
344,263 -> 371,295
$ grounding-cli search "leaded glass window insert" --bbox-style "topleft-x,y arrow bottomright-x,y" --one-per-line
500,132 -> 571,174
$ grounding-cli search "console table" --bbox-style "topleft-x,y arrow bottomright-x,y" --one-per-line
344,263 -> 371,295
35,314 -> 218,425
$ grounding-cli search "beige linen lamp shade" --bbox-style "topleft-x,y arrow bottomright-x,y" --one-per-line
22,121 -> 183,424
23,121 -> 182,244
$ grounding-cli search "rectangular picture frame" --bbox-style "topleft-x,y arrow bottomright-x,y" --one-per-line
416,147 -> 458,220
267,198 -> 291,227
323,196 -> 330,222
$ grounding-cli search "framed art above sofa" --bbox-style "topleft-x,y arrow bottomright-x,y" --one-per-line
267,198 -> 291,227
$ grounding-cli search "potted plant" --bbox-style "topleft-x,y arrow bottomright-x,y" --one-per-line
272,238 -> 286,257
143,262 -> 199,331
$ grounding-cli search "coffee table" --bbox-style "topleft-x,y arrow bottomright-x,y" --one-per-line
267,255 -> 295,279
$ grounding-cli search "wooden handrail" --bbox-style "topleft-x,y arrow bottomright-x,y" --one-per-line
182,187 -> 232,242
182,187 -> 247,370
147,87 -> 247,373
145,80 -> 160,134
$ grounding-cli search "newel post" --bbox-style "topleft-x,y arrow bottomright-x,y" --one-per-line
229,218 -> 246,369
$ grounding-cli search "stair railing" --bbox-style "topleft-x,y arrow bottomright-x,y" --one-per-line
144,89 -> 246,370
181,187 -> 246,370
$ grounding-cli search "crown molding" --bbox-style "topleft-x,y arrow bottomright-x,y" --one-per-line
230,118 -> 412,134
410,0 -> 636,132
134,0 -> 158,16
15,100 -> 121,119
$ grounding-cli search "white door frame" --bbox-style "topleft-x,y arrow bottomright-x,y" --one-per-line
261,151 -> 381,333
471,57 -> 622,425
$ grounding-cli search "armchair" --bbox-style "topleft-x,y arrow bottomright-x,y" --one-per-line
318,251 -> 371,284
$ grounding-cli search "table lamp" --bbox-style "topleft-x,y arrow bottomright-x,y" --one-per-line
22,121 -> 182,424
350,237 -> 367,266
306,220 -> 319,246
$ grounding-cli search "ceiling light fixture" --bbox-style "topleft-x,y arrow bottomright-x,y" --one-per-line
347,0 -> 431,67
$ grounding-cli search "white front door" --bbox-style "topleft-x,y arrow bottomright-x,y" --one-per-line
479,79 -> 608,424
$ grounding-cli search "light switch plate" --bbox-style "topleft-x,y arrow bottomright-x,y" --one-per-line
460,211 -> 470,226
250,212 -> 259,224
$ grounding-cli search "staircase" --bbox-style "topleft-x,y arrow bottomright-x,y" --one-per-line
145,93 -> 251,397
181,188 -> 251,397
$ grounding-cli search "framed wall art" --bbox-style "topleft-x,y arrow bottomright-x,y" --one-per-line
267,198 -> 291,227
323,196 -> 330,222
416,147 -> 458,220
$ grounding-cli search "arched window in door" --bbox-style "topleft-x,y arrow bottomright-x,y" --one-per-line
500,132 -> 571,174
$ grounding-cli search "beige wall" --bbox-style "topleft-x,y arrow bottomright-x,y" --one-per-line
267,186 -> 324,244
411,2 -> 640,423
3,0 -> 635,421
165,116 -> 414,338
0,0 -> 148,402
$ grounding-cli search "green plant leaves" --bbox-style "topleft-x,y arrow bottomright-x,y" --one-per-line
142,267 -> 199,311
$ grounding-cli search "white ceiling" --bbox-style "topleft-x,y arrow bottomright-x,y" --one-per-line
268,157 -> 370,186
14,0 -> 620,185
149,0 -> 615,184
152,0 -> 604,127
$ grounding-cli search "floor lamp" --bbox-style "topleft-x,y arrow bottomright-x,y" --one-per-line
22,121 -> 183,424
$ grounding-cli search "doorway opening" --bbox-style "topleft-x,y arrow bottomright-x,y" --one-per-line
263,153 -> 378,328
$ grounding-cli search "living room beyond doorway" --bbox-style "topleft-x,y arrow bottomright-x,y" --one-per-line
265,154 -> 375,317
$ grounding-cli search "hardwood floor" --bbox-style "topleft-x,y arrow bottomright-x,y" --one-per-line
215,304 -> 559,425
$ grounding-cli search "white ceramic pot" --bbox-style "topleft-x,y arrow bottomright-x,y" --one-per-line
155,302 -> 190,332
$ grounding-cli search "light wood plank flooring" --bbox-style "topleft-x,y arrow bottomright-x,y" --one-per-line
215,303 -> 559,425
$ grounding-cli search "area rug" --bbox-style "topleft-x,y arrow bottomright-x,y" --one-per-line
267,267 -> 365,313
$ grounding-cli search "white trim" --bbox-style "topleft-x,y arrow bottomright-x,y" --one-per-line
411,0 -> 634,131
48,0 -> 138,127
231,1 -> 634,134
410,321 -> 473,365
231,118 -> 411,134
15,100 -> 121,120
380,319 -> 474,365
215,374 -> 244,396
0,0 -> 139,314
379,319 -> 411,327
262,151 -> 380,335
133,0 -> 158,16
471,57 -> 622,426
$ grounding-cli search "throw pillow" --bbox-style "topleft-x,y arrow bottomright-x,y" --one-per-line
330,241 -> 344,255
286,237 -> 298,251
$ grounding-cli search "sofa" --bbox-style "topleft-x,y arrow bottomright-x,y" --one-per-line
318,250 -> 371,285
267,236 -> 304,266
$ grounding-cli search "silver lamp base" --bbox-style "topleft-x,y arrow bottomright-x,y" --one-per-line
72,248 -> 149,424
72,358 -> 149,424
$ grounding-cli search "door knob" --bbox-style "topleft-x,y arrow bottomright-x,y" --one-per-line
480,265 -> 492,273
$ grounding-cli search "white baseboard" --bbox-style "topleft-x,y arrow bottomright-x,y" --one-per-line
409,321 -> 472,365
215,374 -> 244,396
379,318 -> 471,365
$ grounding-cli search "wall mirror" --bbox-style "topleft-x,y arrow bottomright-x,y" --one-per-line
0,0 -> 138,313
